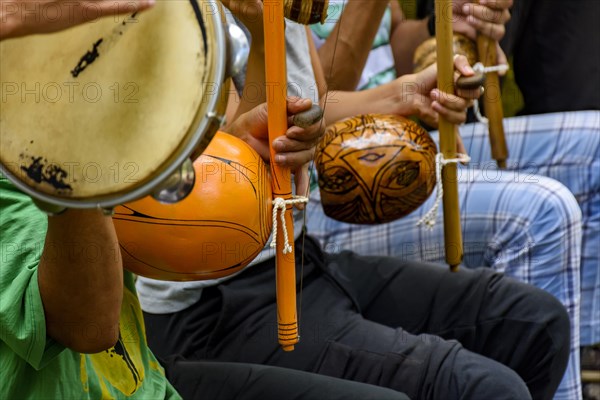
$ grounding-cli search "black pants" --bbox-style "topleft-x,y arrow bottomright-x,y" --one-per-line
161,357 -> 408,400
145,236 -> 570,400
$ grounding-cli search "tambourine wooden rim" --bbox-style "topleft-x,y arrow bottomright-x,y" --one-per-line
0,0 -> 228,209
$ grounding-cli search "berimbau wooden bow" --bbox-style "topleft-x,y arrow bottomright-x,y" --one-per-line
475,0 -> 508,169
263,0 -> 299,351
435,0 -> 463,271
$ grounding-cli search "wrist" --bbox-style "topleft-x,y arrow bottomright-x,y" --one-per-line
47,209 -> 114,231
390,76 -> 417,117
221,118 -> 242,138
249,26 -> 264,44
222,106 -> 254,140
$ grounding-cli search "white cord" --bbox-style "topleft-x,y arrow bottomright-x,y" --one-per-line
473,62 -> 510,75
270,196 -> 309,254
473,98 -> 488,124
472,62 -> 510,124
416,152 -> 471,230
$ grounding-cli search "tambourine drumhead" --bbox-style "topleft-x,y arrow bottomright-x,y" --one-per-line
0,0 -> 226,207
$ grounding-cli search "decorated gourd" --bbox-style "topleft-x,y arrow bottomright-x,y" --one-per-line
315,114 -> 437,224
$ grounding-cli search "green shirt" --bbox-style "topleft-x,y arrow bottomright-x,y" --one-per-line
0,175 -> 181,399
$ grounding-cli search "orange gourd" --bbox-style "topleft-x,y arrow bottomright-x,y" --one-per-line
113,131 -> 272,281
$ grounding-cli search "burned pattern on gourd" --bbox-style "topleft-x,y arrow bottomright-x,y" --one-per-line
315,114 -> 437,224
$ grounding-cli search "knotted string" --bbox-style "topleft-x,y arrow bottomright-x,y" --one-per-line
472,62 -> 509,124
270,196 -> 309,254
416,152 -> 471,229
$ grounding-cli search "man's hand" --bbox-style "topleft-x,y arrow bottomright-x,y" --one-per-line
453,0 -> 512,42
0,0 -> 154,40
397,54 -> 481,128
223,97 -> 324,206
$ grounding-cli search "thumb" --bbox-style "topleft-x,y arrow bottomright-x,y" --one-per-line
287,97 -> 312,115
414,63 -> 438,90
245,102 -> 270,140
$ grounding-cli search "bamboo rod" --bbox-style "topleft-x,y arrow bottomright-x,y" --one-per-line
476,19 -> 508,169
435,0 -> 462,271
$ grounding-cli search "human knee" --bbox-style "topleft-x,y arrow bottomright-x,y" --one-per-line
531,287 -> 571,356
480,176 -> 582,270
491,274 -> 571,347
529,176 -> 582,232
475,363 -> 532,400
448,350 -> 532,400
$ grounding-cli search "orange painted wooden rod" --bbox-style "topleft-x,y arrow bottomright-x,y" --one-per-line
263,0 -> 299,351
435,0 -> 462,272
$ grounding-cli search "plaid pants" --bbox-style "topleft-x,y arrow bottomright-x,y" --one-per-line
307,111 -> 598,400
458,110 -> 599,349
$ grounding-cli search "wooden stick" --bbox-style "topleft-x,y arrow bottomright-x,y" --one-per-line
263,0 -> 299,351
476,22 -> 509,169
435,0 -> 462,271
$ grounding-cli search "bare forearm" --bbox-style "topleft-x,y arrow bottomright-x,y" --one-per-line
233,33 -> 267,119
0,0 -> 153,41
38,209 -> 123,353
317,0 -> 389,90
390,18 -> 431,76
323,78 -> 412,123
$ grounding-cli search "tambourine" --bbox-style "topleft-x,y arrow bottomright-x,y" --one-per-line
0,0 -> 248,214
315,114 -> 437,224
113,131 -> 273,281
